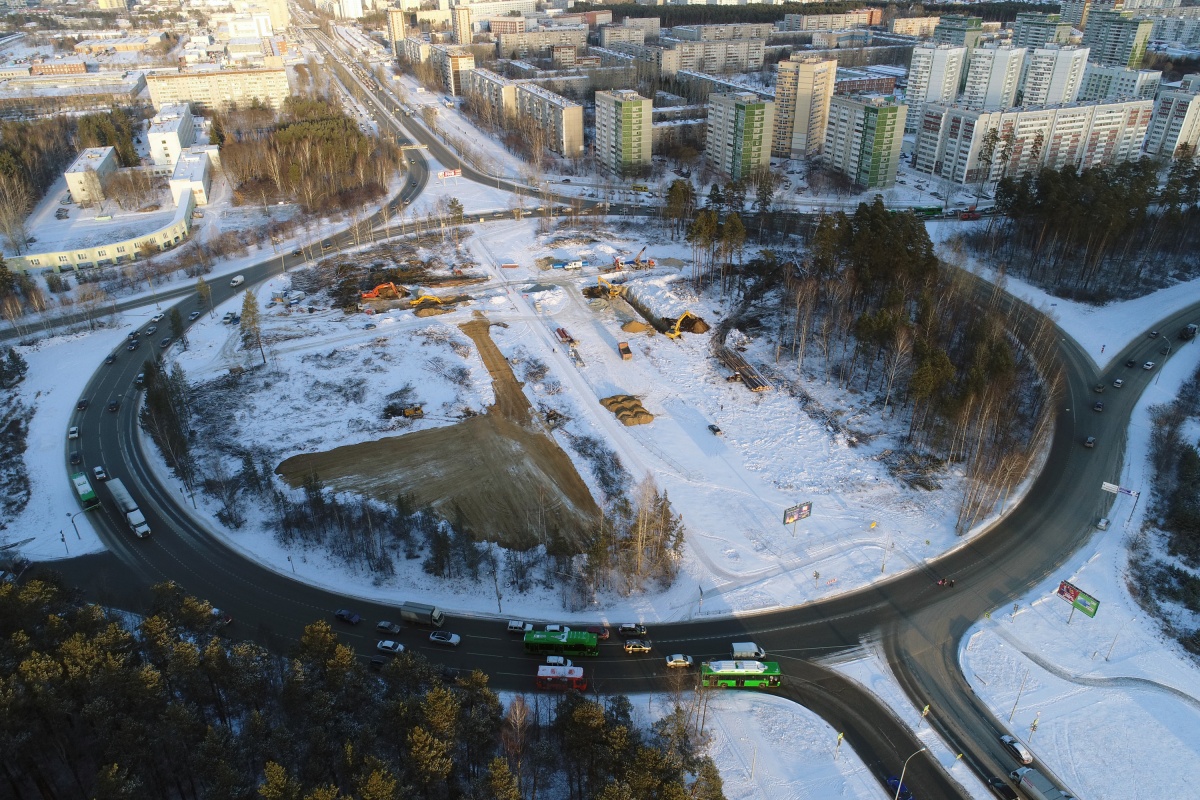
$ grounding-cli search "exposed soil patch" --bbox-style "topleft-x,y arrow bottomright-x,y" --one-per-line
276,313 -> 600,550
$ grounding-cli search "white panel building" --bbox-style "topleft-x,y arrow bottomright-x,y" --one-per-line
1019,45 -> 1089,107
905,45 -> 966,132
1079,64 -> 1162,101
1144,90 -> 1200,157
148,103 -> 196,168
962,46 -> 1025,111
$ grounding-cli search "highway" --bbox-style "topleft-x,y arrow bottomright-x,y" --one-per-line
28,28 -> 1200,800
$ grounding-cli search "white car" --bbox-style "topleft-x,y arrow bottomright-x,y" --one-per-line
1143,361 -> 1156,370
150,313 -> 164,323
376,640 -> 405,655
92,465 -> 108,481
1112,379 -> 1124,388
664,654 -> 694,669
544,624 -> 570,634
68,426 -> 79,439
429,631 -> 460,647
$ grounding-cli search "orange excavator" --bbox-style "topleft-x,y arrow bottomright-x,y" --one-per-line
361,282 -> 401,300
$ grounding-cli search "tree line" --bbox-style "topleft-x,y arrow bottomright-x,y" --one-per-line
0,576 -> 727,800
0,346 -> 30,529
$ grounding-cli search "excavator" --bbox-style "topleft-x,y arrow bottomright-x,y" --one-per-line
361,282 -> 402,300
630,246 -> 655,269
665,311 -> 701,339
410,293 -> 449,308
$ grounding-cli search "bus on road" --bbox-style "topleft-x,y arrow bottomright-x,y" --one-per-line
536,665 -> 587,691
523,630 -> 600,657
700,660 -> 782,689
71,472 -> 99,510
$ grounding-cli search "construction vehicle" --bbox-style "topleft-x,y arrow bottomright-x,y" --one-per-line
400,404 -> 424,417
632,247 -> 655,269
666,311 -> 703,340
361,282 -> 401,300
555,328 -> 576,346
959,205 -> 981,221
410,294 -> 448,308
618,341 -> 632,360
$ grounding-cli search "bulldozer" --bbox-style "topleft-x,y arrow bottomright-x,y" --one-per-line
362,282 -> 402,300
665,311 -> 709,339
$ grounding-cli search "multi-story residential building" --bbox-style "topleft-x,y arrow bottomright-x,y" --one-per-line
889,17 -> 941,37
402,36 -> 431,64
1144,89 -> 1200,156
387,10 -> 408,57
461,67 -> 517,117
65,147 -> 119,206
452,6 -> 473,45
1019,46 -> 1089,106
772,55 -> 836,158
487,17 -> 526,35
497,26 -> 588,58
834,68 -> 897,95
148,103 -> 196,168
1082,11 -> 1154,67
606,38 -> 763,76
706,92 -> 774,180
779,10 -> 881,32
670,23 -> 776,40
98,0 -> 128,9
599,24 -> 645,48
430,45 -> 475,96
1079,63 -> 1161,100
1011,13 -> 1073,49
514,83 -> 584,157
622,17 -> 661,38
933,15 -> 983,51
811,30 -> 871,49
594,89 -> 653,174
905,44 -> 966,132
822,94 -> 907,188
551,44 -> 578,67
912,99 -> 1153,184
962,45 -> 1025,111
146,66 -> 291,111
1147,11 -> 1200,48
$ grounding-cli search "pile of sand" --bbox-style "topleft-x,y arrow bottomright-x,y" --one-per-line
599,395 -> 654,426
621,320 -> 652,333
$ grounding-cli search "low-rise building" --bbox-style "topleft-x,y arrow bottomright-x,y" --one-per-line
169,146 -> 219,206
30,59 -> 88,76
65,147 -> 119,206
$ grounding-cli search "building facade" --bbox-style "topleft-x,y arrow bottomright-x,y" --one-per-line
594,89 -> 653,174
452,6 -> 473,45
670,23 -> 776,41
962,45 -> 1025,111
933,15 -> 983,51
146,67 -> 291,111
779,10 -> 881,32
1019,46 -> 1089,106
496,26 -> 588,57
772,55 -> 836,158
905,45 -> 966,132
430,45 -> 475,95
514,83 -> 584,158
1079,64 -> 1162,100
822,95 -> 906,188
889,17 -> 941,37
1011,13 -> 1073,49
599,24 -> 645,48
148,103 -> 196,168
706,92 -> 774,180
1082,10 -> 1154,67
461,67 -> 518,116
65,147 -> 118,206
1144,89 -> 1200,157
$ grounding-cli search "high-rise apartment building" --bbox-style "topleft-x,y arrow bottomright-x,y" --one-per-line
913,99 -> 1153,184
146,67 -> 291,112
496,26 -> 588,58
705,92 -> 774,181
1144,89 -> 1200,157
670,23 -> 775,41
388,10 -> 408,58
822,95 -> 906,189
772,55 -> 836,158
1011,13 -> 1073,49
933,15 -> 983,51
1082,11 -> 1154,67
962,46 -> 1025,111
452,6 -> 473,45
779,10 -> 881,32
430,45 -> 475,96
594,89 -> 653,174
905,45 -> 966,131
1019,46 -> 1089,106
1079,64 -> 1162,100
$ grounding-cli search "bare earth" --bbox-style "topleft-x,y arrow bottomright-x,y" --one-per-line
276,313 -> 600,550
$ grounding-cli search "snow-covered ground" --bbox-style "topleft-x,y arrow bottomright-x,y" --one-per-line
6,215 -> 1200,800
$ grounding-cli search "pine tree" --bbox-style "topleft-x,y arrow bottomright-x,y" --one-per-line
240,288 -> 266,363
484,757 -> 521,800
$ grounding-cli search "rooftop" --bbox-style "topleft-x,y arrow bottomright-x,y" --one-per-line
66,146 -> 115,174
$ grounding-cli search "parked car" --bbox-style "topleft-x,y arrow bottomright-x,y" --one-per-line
334,609 -> 362,625
429,631 -> 461,647
376,640 -> 405,655
708,424 -> 723,436
623,639 -> 652,654
92,465 -> 108,481
376,621 -> 401,635
999,734 -> 1033,764
665,654 -> 694,668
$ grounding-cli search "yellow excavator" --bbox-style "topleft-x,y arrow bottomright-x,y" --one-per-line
410,294 -> 447,308
666,311 -> 700,339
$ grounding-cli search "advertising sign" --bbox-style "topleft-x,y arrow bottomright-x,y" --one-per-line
437,169 -> 463,180
1056,580 -> 1099,618
783,502 -> 812,525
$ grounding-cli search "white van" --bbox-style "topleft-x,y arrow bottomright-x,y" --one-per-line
507,620 -> 532,634
230,275 -> 245,287
545,656 -> 573,668
1096,518 -> 1110,531
730,642 -> 766,660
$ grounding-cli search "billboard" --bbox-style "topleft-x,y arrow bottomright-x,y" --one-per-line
437,169 -> 462,180
783,502 -> 811,525
1056,580 -> 1099,618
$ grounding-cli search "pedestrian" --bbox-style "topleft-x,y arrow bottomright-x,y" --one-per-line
1101,345 -> 1106,354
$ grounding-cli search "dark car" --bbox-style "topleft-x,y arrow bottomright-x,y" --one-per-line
618,623 -> 647,638
334,609 -> 362,625
69,451 -> 81,465
1149,330 -> 1159,338
76,398 -> 89,411
708,424 -> 723,436
887,777 -> 915,800
1084,437 -> 1096,448
1092,383 -> 1104,393
376,621 -> 401,635
104,354 -> 117,365
585,625 -> 610,640
126,340 -> 140,351
369,656 -> 389,671
159,337 -> 173,349
107,399 -> 119,412
1093,401 -> 1104,412
1125,359 -> 1137,368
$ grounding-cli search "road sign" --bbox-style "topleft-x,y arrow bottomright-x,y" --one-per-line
783,502 -> 811,525
1056,580 -> 1099,618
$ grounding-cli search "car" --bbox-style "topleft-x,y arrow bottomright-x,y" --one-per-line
984,776 -> 1019,799
292,249 -> 303,256
211,608 -> 233,626
144,325 -> 157,335
429,630 -> 461,646
368,655 -> 389,671
1092,383 -> 1104,393
999,734 -> 1033,764
107,399 -> 119,412
135,373 -> 145,387
377,640 -> 405,655
189,311 -> 201,321
624,639 -> 652,654
1084,437 -> 1096,448
150,314 -> 164,323
1125,359 -> 1137,368
618,623 -> 647,638
68,426 -> 79,439
1143,361 -> 1156,370
665,654 -> 694,668
1149,330 -> 1159,338
376,620 -> 401,635
886,776 -> 915,800
544,624 -> 570,633
126,340 -> 140,351
1093,401 -> 1104,412
1113,379 -> 1124,388
708,424 -> 723,436
76,398 -> 89,411
545,655 -> 572,667
92,465 -> 108,481
585,625 -> 610,640
159,337 -> 172,349
69,451 -> 81,465
104,354 -> 116,365
222,312 -> 234,323
322,240 -> 333,250
561,178 -> 570,183
364,323 -> 377,329
334,609 -> 362,625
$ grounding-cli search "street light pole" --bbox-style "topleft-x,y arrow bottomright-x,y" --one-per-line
894,747 -> 927,800
66,511 -> 85,539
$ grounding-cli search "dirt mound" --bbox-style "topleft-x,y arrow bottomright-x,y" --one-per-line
688,317 -> 710,334
600,394 -> 654,426
414,306 -> 454,317
621,320 -> 651,333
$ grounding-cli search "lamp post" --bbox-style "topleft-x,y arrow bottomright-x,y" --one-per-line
66,510 -> 86,539
893,747 -> 927,800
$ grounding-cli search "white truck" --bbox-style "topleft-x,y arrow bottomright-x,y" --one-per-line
107,478 -> 151,538
1010,768 -> 1074,800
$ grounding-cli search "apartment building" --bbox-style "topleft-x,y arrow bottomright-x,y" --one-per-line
606,38 -> 764,76
402,36 -> 431,63
933,15 -> 983,51
431,45 -> 475,96
1011,13 -> 1073,49
1082,11 -> 1154,67
497,26 -> 588,57
452,6 -> 473,45
670,23 -> 776,40
835,68 -> 897,95
622,16 -> 661,38
148,103 -> 196,168
387,9 -> 407,57
962,45 -> 1024,111
1079,64 -> 1161,100
889,17 -> 941,37
514,83 -> 584,158
1019,46 -> 1089,106
1144,89 -> 1200,157
706,92 -> 774,181
487,17 -> 526,35
772,55 -> 836,158
146,66 -> 291,111
599,24 -> 645,48
1060,0 -> 1123,29
461,67 -> 517,116
779,10 -> 881,32
65,147 -> 118,206
913,99 -> 1153,185
595,89 -> 653,174
905,45 -> 966,132
822,95 -> 906,189
1148,12 -> 1200,48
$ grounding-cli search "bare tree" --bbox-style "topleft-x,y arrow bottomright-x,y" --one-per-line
0,171 -> 32,254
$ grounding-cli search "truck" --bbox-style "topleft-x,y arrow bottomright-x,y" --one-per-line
398,601 -> 445,628
106,478 -> 151,538
1009,768 -> 1074,800
1181,323 -> 1197,341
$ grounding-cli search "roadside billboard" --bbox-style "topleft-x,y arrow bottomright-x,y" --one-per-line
1056,580 -> 1099,618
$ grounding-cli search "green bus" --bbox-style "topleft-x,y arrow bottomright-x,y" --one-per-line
700,660 -> 782,689
909,205 -> 943,218
523,630 -> 600,657
71,472 -> 99,510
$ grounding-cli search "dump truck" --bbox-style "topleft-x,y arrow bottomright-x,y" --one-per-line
398,601 -> 445,628
107,478 -> 151,538
1181,323 -> 1197,340
1009,768 -> 1074,800
618,342 -> 632,360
